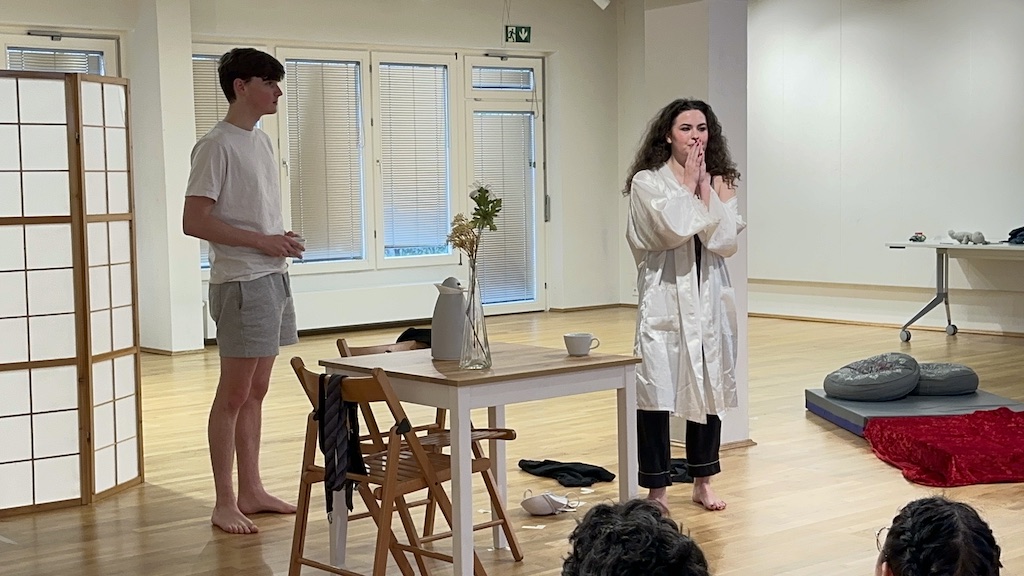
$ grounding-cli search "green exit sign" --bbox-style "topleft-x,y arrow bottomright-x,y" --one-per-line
505,25 -> 532,43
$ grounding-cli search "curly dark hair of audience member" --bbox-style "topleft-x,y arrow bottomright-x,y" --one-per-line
881,496 -> 1002,576
562,499 -> 710,576
623,98 -> 740,196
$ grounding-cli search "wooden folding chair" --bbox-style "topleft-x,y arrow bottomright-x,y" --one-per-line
289,357 -> 522,576
336,338 -> 523,546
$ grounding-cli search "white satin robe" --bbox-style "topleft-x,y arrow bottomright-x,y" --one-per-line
626,164 -> 746,423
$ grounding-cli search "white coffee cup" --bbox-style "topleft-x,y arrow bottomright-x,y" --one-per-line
564,332 -> 600,356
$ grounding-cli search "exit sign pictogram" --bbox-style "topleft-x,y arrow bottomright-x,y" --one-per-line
505,25 -> 531,43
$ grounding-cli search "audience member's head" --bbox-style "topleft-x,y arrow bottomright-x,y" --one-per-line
562,499 -> 710,576
876,496 -> 1001,576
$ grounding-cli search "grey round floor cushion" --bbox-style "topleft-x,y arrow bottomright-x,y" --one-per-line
823,352 -> 920,401
911,362 -> 979,396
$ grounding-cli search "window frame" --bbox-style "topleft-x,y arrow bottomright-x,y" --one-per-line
370,51 -> 464,270
275,46 -> 375,275
1,33 -> 120,76
463,55 -> 542,102
464,99 -> 546,314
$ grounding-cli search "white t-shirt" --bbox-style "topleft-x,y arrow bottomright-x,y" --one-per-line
186,121 -> 287,284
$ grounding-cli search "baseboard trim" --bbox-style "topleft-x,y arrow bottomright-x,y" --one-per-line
550,303 -> 636,313
139,346 -> 207,356
747,312 -> 1024,339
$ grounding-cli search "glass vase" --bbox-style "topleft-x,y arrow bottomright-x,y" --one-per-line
459,260 -> 492,369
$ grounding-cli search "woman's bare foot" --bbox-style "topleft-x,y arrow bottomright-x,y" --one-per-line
691,478 -> 726,511
646,487 -> 671,517
211,504 -> 258,534
237,490 -> 297,515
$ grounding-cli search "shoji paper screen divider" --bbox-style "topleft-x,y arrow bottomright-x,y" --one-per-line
0,71 -> 142,517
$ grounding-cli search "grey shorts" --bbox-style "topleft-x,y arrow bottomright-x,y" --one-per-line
209,272 -> 298,358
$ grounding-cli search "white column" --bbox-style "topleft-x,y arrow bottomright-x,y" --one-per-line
125,0 -> 205,353
644,0 -> 750,446
617,0 -> 647,302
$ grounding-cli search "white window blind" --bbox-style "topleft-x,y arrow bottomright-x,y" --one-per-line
473,112 -> 536,304
191,55 -> 228,268
285,59 -> 365,262
192,56 -> 228,140
471,66 -> 534,91
377,63 -> 450,258
6,47 -> 104,75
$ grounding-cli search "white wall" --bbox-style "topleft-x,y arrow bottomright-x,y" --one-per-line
748,0 -> 1024,334
0,1 -> 137,30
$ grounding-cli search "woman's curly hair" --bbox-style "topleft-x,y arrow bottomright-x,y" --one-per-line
623,98 -> 740,195
562,500 -> 710,576
881,496 -> 1002,576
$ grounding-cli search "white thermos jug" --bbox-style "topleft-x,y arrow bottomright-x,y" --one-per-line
431,277 -> 466,360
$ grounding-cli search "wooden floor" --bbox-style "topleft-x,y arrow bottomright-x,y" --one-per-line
2,309 -> 1023,575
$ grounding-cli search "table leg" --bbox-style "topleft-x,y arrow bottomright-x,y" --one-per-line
900,249 -> 951,335
449,389 -> 474,575
616,368 -> 639,501
328,493 -> 348,567
487,406 -> 508,549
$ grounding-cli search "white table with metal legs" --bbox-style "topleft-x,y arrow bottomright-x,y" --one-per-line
887,242 -> 1024,341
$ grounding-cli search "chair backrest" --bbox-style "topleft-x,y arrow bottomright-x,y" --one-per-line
336,338 -> 445,431
337,338 -> 428,357
290,357 -> 420,454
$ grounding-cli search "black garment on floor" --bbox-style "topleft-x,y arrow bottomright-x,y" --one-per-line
518,459 -> 616,487
669,458 -> 694,483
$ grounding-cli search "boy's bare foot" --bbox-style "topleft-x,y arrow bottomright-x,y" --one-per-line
238,491 -> 297,515
691,480 -> 726,511
212,504 -> 258,534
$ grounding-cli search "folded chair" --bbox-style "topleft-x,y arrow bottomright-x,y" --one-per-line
336,338 -> 522,544
289,357 -> 522,576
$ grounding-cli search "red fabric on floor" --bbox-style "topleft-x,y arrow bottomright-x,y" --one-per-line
863,407 -> 1024,487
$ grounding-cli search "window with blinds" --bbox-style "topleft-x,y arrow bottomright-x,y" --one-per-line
191,55 -> 229,269
473,112 -> 536,304
6,47 -> 105,75
377,63 -> 451,259
284,58 -> 365,262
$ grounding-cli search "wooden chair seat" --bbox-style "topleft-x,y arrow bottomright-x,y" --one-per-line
418,428 -> 516,447
303,450 -> 494,499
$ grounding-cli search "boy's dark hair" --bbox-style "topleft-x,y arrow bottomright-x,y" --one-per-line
217,48 -> 285,103
881,496 -> 1001,576
562,500 -> 710,576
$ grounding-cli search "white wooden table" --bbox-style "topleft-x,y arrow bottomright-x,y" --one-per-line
321,341 -> 641,575
887,241 -> 1024,341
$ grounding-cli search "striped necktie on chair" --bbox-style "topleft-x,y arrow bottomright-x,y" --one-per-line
316,373 -> 365,516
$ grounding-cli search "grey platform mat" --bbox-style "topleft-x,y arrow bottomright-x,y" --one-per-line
805,388 -> 1024,437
